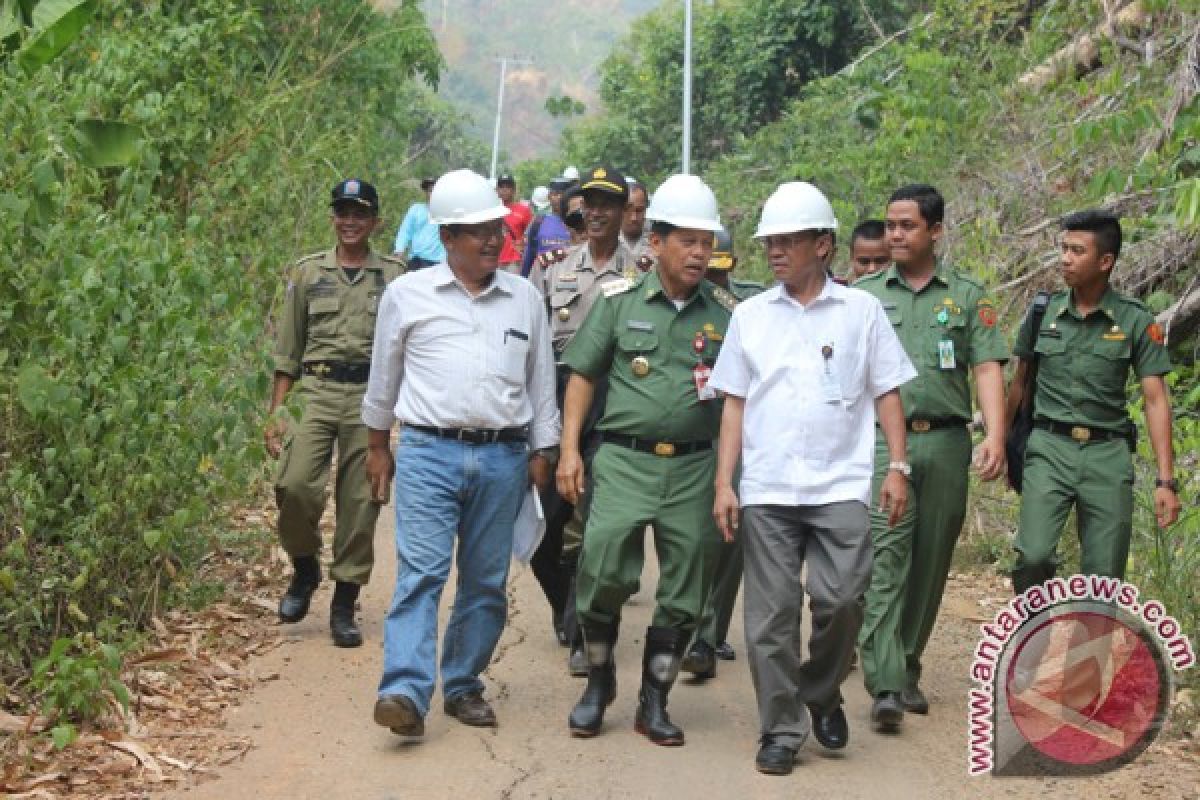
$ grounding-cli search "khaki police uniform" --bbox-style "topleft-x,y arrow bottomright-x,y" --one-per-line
1013,288 -> 1171,581
562,270 -> 736,633
273,248 -> 404,585
855,263 -> 1008,696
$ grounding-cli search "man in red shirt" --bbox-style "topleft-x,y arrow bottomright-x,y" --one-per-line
497,174 -> 533,274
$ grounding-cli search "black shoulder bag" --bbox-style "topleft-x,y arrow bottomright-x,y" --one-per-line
1005,291 -> 1050,494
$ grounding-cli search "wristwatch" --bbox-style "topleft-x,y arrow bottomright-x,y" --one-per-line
1155,478 -> 1179,492
888,461 -> 913,477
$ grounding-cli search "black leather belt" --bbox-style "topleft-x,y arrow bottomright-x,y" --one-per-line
407,424 -> 528,445
906,417 -> 965,433
303,361 -> 370,383
1034,420 -> 1127,444
602,432 -> 712,457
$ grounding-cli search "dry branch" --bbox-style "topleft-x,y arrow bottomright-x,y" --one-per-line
1017,1 -> 1149,91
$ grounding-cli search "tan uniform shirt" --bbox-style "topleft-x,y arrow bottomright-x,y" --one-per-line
537,241 -> 640,354
273,248 -> 405,377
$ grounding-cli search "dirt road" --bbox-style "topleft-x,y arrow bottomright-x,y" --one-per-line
170,507 -> 1197,800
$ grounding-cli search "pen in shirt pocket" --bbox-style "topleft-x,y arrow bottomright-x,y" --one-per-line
504,328 -> 529,344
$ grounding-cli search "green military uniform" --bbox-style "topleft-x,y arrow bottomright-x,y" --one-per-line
694,277 -> 765,653
562,270 -> 736,632
855,263 -> 1008,696
1013,288 -> 1170,581
273,248 -> 404,585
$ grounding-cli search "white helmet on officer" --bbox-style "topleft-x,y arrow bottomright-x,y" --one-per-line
754,181 -> 838,238
428,169 -> 508,225
645,174 -> 722,232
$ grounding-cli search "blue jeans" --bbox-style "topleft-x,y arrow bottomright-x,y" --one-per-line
378,427 -> 528,715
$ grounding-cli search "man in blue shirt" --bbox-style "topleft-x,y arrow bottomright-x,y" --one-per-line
521,177 -> 576,277
393,177 -> 446,270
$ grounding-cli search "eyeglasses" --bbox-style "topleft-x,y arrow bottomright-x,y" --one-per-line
762,232 -> 819,250
457,221 -> 506,241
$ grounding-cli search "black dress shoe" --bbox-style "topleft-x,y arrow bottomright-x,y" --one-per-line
870,692 -> 904,731
330,605 -> 363,648
444,691 -> 497,727
755,736 -> 796,775
681,640 -> 716,679
374,694 -> 424,737
714,641 -> 736,661
900,685 -> 929,715
807,703 -> 848,750
278,558 -> 320,623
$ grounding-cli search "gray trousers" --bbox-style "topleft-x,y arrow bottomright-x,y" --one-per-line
742,501 -> 871,748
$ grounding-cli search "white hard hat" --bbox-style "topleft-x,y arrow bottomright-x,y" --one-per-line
428,169 -> 509,225
645,174 -> 722,232
562,165 -> 580,181
753,181 -> 838,238
531,186 -> 550,212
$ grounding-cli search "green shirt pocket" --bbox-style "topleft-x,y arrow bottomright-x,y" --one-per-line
617,330 -> 659,353
1085,336 -> 1131,395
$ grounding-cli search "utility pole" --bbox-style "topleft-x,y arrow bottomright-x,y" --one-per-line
489,55 -> 531,182
682,0 -> 693,174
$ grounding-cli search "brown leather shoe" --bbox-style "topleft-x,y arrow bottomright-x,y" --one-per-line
443,691 -> 497,727
374,694 -> 424,737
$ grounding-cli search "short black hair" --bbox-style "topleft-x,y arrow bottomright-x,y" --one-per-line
649,220 -> 676,238
851,219 -> 886,245
888,184 -> 944,226
1060,210 -> 1122,261
628,183 -> 648,203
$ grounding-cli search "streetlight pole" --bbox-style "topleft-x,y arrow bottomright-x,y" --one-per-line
682,0 -> 693,174
489,56 -> 530,182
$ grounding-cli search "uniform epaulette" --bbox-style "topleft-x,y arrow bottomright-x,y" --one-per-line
537,248 -> 569,269
709,285 -> 738,312
732,279 -> 765,290
600,275 -> 638,298
1117,292 -> 1148,311
296,251 -> 324,265
381,254 -> 406,266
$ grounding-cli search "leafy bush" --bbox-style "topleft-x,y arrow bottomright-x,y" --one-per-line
0,0 -> 483,709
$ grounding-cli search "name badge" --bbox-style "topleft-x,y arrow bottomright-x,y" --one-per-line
938,339 -> 956,370
693,363 -> 716,400
819,344 -> 842,404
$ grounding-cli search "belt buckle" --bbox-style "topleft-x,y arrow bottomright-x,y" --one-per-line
653,442 -> 676,457
1070,426 -> 1091,442
911,419 -> 931,433
457,428 -> 479,442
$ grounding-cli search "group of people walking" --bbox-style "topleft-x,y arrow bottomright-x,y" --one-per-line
266,167 -> 1180,775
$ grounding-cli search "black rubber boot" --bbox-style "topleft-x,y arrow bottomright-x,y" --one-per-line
634,626 -> 686,746
1011,564 -> 1056,594
568,623 -> 618,737
329,581 -> 363,648
278,555 -> 320,623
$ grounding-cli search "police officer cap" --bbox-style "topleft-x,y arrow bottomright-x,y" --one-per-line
548,177 -> 574,192
579,165 -> 629,202
331,178 -> 379,212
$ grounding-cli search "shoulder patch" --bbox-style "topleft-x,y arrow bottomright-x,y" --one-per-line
1146,322 -> 1166,345
710,286 -> 737,312
601,277 -> 634,298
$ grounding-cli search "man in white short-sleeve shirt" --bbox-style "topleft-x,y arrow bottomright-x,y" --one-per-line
709,181 -> 915,776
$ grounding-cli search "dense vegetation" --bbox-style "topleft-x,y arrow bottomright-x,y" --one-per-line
554,0 -> 1198,682
0,0 -> 483,737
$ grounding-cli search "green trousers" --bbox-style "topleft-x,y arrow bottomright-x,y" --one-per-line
859,426 -> 970,695
694,537 -> 742,648
274,379 -> 381,585
576,443 -> 722,632
1014,428 -> 1133,578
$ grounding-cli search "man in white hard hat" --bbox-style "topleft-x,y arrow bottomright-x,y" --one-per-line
556,173 -> 736,746
362,169 -> 560,739
709,181 -> 915,775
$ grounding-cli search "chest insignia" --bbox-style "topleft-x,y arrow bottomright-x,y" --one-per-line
601,278 -> 633,298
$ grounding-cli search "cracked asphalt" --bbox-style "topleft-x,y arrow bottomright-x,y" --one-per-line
171,505 -> 1196,800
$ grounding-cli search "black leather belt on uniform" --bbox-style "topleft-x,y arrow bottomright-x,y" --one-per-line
407,424 -> 528,445
601,432 -> 712,457
906,417 -> 965,433
1034,420 -> 1127,444
303,361 -> 370,383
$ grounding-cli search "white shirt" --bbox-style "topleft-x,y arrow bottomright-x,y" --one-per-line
361,262 -> 561,451
709,279 -> 916,506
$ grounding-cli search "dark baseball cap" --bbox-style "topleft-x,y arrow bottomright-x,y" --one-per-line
579,166 -> 628,202
548,177 -> 574,192
419,177 -> 436,190
496,174 -> 517,187
330,178 -> 379,212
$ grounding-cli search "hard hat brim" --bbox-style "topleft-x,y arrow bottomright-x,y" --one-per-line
753,220 -> 838,238
431,204 -> 510,226
645,213 -> 724,233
